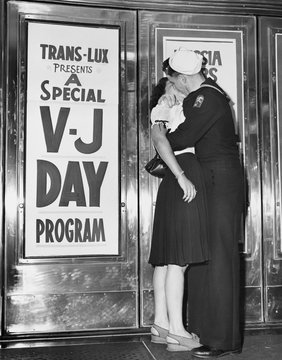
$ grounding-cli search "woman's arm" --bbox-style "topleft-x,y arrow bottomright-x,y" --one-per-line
151,123 -> 197,202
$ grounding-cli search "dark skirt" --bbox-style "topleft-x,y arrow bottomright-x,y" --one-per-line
148,153 -> 209,266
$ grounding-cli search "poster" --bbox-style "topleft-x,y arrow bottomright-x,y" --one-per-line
25,22 -> 120,257
155,28 -> 243,133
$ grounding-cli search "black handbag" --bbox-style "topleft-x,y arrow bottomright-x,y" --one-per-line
145,152 -> 167,178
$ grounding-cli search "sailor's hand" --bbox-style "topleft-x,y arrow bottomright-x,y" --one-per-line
158,94 -> 177,107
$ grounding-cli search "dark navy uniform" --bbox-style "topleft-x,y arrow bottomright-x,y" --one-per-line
167,77 -> 245,351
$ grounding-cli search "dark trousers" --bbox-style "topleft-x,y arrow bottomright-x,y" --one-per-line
188,159 -> 245,350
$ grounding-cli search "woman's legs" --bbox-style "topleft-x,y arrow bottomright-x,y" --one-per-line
152,264 -> 191,337
153,265 -> 169,329
166,264 -> 191,337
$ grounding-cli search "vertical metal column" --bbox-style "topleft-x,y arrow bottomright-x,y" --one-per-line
0,0 -> 5,338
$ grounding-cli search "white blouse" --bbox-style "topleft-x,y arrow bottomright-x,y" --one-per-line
150,102 -> 194,155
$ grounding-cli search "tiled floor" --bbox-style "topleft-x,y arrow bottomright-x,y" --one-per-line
0,333 -> 282,359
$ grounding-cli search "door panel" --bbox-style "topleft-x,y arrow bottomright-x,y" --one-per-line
4,1 -> 137,334
138,11 -> 262,326
260,17 -> 282,324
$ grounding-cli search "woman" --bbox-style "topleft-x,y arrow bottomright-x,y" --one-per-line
148,77 -> 209,352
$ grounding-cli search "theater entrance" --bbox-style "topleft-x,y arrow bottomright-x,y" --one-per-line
0,0 -> 282,341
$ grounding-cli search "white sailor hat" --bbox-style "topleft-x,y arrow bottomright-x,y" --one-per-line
169,47 -> 203,75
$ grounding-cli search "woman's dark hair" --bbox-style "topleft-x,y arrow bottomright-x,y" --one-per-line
150,77 -> 168,111
162,57 -> 178,77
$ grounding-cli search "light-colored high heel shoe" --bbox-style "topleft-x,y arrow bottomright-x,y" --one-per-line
166,332 -> 202,352
150,324 -> 169,344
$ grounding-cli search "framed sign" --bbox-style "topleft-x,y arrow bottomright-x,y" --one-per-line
155,28 -> 243,135
25,22 -> 120,257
